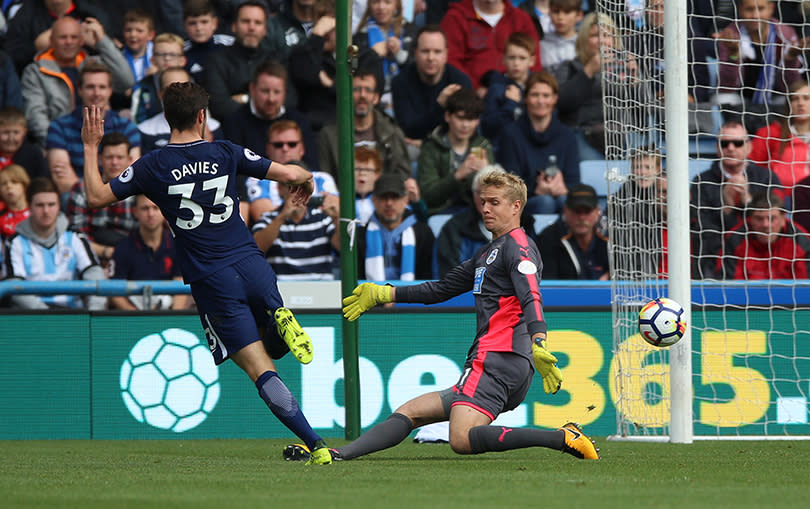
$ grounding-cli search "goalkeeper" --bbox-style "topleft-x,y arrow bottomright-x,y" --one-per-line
288,167 -> 599,461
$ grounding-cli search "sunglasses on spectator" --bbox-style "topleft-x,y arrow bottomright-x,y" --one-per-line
270,141 -> 301,148
719,139 -> 746,148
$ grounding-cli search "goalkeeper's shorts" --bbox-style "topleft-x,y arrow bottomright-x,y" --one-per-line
449,351 -> 533,421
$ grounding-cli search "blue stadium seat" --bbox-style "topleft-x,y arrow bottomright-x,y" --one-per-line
579,160 -> 609,197
533,214 -> 558,234
427,214 -> 452,238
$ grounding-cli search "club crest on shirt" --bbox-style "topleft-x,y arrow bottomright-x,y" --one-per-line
118,166 -> 134,183
486,248 -> 499,265
244,148 -> 261,161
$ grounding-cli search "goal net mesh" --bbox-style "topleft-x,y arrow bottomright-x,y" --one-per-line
601,0 -> 810,438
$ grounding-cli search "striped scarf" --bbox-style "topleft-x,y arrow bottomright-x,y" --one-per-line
738,23 -> 777,105
365,213 -> 416,281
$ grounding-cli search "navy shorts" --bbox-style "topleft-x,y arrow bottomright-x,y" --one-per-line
191,253 -> 285,365
450,351 -> 534,421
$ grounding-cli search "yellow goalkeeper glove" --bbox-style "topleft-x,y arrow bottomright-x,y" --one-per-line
532,339 -> 563,394
342,283 -> 393,321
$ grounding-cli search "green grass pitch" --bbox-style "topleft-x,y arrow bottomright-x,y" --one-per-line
2,438 -> 807,508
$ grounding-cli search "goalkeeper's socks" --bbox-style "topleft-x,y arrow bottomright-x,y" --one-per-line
468,425 -> 565,454
336,413 -> 413,460
255,370 -> 321,450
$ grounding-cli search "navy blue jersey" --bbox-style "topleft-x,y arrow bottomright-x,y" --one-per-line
110,140 -> 271,282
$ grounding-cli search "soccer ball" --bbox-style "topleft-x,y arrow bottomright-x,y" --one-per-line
638,297 -> 686,347
120,328 -> 220,432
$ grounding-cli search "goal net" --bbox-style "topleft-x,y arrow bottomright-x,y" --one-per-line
602,0 -> 810,439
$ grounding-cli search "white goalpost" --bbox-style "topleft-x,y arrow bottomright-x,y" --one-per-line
603,0 -> 810,440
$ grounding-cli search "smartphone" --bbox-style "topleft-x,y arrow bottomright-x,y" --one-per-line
308,195 -> 325,207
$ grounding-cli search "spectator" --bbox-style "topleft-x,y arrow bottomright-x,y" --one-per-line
245,120 -> 337,223
0,164 -> 30,239
120,9 -> 157,89
439,0 -> 540,92
418,87 -> 491,215
713,0 -> 804,119
539,0 -> 582,74
610,146 -> 668,279
355,172 -> 434,280
0,49 -> 23,111
353,0 -> 417,116
66,132 -> 138,266
46,62 -> 141,196
749,79 -> 810,197
130,32 -> 187,125
182,0 -> 234,85
390,25 -> 472,144
536,183 -> 609,280
223,61 -> 319,171
20,16 -> 135,147
202,1 -> 278,120
519,0 -> 551,40
109,194 -> 188,310
318,68 -> 410,179
251,180 -> 340,280
288,0 -> 380,132
497,71 -> 579,214
3,177 -> 106,310
0,107 -> 48,179
480,31 -> 536,141
138,67 -> 223,155
4,0 -> 109,74
354,146 -> 383,223
691,121 -> 779,280
720,191 -> 810,279
434,165 -> 491,277
265,0 -> 319,66
554,12 -> 645,160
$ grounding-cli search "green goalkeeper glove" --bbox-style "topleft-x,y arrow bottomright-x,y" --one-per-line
532,339 -> 563,394
342,283 -> 393,321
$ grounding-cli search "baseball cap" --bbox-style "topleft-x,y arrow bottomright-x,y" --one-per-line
565,184 -> 599,210
373,173 -> 406,197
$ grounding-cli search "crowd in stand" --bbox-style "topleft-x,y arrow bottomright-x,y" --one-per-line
1,0 -> 810,310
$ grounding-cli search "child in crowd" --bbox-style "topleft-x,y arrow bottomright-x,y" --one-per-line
182,0 -> 234,84
0,164 -> 30,239
131,33 -> 187,124
121,9 -> 157,88
480,32 -> 536,141
540,0 -> 583,73
0,107 -> 47,178
355,146 -> 383,223
419,87 -> 491,215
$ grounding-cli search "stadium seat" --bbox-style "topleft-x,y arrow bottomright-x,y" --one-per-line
580,160 -> 629,198
533,214 -> 558,233
427,214 -> 452,238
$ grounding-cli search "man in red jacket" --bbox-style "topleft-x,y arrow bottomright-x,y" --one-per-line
720,191 -> 810,280
440,0 -> 541,93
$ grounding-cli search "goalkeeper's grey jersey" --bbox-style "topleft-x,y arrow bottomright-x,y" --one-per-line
397,227 -> 546,364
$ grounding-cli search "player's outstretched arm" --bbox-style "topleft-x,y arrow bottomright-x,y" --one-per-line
342,283 -> 395,321
81,106 -> 119,208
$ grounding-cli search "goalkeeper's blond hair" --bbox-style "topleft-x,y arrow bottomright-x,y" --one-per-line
474,164 -> 528,213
